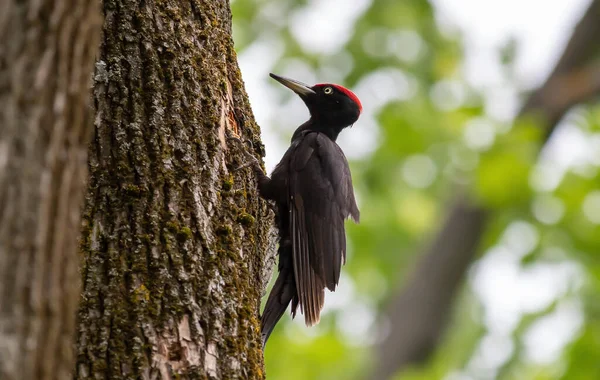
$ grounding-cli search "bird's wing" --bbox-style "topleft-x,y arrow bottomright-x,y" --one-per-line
289,132 -> 359,326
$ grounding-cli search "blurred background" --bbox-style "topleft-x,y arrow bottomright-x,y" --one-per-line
231,0 -> 600,378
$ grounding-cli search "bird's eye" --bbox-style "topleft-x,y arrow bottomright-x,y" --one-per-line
323,87 -> 333,95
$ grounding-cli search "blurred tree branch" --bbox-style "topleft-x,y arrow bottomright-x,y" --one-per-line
373,0 -> 600,378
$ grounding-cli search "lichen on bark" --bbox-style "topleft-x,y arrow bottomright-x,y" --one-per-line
76,0 -> 273,379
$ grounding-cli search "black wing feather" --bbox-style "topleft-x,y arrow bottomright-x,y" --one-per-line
289,132 -> 359,326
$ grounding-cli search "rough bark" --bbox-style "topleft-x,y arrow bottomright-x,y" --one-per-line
75,1 -> 274,379
373,1 -> 600,378
0,1 -> 101,380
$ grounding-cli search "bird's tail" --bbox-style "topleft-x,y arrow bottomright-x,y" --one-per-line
260,245 -> 297,348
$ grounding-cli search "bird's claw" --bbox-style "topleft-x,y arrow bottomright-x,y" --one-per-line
267,201 -> 277,215
233,158 -> 260,172
227,135 -> 261,172
226,135 -> 242,144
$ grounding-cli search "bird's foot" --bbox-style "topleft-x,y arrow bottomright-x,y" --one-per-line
227,135 -> 262,172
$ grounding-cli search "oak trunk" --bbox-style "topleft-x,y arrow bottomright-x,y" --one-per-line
75,0 -> 273,379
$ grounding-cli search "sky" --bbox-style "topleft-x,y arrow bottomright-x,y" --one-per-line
238,0 -> 593,375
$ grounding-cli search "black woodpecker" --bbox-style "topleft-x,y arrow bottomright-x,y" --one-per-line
237,73 -> 361,347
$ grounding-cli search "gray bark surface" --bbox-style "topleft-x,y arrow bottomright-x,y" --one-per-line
75,1 -> 273,379
0,1 -> 101,379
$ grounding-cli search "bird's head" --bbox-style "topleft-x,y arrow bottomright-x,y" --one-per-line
270,73 -> 362,131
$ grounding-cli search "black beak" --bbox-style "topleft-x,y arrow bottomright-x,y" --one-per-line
270,73 -> 316,97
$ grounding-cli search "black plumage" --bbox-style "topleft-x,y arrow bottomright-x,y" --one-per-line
243,73 -> 361,347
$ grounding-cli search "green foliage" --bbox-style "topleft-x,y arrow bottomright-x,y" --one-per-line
232,0 -> 600,379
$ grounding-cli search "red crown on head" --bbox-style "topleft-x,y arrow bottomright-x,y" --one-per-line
315,84 -> 362,113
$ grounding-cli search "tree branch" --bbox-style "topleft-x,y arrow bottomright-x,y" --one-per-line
373,0 -> 600,378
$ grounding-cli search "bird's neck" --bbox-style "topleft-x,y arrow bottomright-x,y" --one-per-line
291,119 -> 345,142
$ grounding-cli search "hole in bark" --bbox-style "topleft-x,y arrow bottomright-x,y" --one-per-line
174,148 -> 185,161
168,343 -> 183,361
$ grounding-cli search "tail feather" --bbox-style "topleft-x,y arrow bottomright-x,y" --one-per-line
260,266 -> 296,347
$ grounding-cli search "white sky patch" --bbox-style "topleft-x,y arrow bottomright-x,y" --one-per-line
530,162 -> 564,193
533,119 -> 600,192
590,133 -> 600,166
354,68 -> 418,109
238,37 -> 286,170
290,0 -> 372,54
532,195 -> 565,225
323,273 -> 355,312
337,301 -> 377,346
362,27 -> 426,63
389,30 -> 426,64
471,243 -> 583,335
269,60 -> 319,140
361,28 -> 389,59
542,122 -> 597,171
463,118 -> 496,151
285,315 -> 324,343
257,1 -> 290,28
523,299 -> 584,364
471,246 -> 522,334
337,114 -> 380,161
430,79 -> 467,111
483,85 -> 520,122
238,37 -> 284,123
467,333 -> 514,375
501,221 -> 539,259
318,55 -> 356,85
401,154 -> 438,188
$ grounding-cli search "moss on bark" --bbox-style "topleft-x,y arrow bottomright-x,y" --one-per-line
75,1 -> 272,378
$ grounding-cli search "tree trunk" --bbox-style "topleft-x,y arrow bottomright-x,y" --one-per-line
0,1 -> 101,380
75,1 -> 273,379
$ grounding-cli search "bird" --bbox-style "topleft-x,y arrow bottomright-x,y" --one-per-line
234,73 -> 361,347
